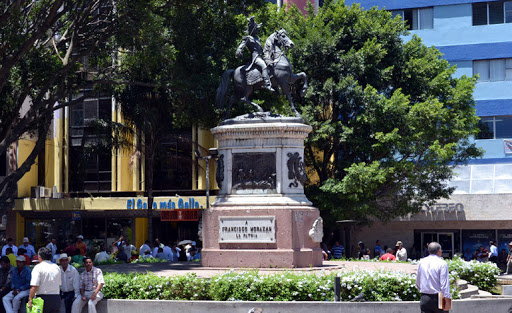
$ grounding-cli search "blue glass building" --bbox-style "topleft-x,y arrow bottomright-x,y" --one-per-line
342,0 -> 512,260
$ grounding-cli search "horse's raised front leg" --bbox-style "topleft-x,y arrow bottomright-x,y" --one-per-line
290,72 -> 308,97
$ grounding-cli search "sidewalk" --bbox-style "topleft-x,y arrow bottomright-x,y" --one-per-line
96,260 -> 419,278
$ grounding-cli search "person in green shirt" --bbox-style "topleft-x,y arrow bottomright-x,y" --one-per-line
71,249 -> 83,264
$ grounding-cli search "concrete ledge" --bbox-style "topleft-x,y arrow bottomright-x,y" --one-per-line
90,298 -> 512,313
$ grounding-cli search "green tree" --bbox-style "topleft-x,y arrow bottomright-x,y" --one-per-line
263,1 -> 482,225
0,0 -> 146,212
113,0 -> 267,240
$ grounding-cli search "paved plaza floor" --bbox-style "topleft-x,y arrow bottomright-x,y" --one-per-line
96,260 -> 420,278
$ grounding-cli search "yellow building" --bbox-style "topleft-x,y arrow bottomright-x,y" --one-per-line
7,96 -> 217,253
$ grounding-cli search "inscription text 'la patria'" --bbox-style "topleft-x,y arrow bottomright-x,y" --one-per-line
219,216 -> 276,243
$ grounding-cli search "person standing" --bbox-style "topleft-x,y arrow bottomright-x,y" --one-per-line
1,239 -> 18,257
2,256 -> 31,313
488,241 -> 498,264
58,254 -> 80,313
75,236 -> 87,257
46,238 -> 58,260
416,242 -> 452,312
374,240 -> 384,258
395,241 -> 408,261
28,247 -> 62,313
18,238 -> 36,259
506,241 -> 512,275
71,257 -> 104,313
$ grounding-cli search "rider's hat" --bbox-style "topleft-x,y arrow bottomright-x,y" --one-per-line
246,16 -> 261,35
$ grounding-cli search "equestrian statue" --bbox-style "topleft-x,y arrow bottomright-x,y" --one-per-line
216,17 -> 308,119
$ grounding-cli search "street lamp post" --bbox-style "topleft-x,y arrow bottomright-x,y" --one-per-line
195,148 -> 218,209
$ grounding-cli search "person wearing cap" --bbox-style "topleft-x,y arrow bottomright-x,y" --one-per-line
1,239 -> 17,257
75,236 -> 87,257
395,241 -> 408,261
0,256 -> 13,313
28,247 -> 62,313
46,238 -> 58,259
58,253 -> 80,313
2,255 -> 31,313
17,248 -> 30,266
18,238 -> 36,259
71,257 -> 104,313
506,241 -> 512,275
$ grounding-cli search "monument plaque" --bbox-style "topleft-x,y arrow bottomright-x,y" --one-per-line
219,216 -> 276,243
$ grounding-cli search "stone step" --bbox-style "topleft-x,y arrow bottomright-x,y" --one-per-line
459,284 -> 479,299
457,279 -> 468,290
474,290 -> 493,297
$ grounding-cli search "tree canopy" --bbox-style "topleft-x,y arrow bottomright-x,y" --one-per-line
258,1 -> 482,225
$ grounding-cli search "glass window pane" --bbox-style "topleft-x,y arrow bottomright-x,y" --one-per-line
471,179 -> 494,193
472,165 -> 494,180
495,164 -> 512,179
453,166 -> 471,180
411,9 -> 419,30
450,180 -> 470,194
477,117 -> 494,139
473,3 -> 488,25
495,116 -> 512,138
490,59 -> 506,81
403,9 -> 414,30
419,8 -> 433,29
474,60 -> 490,81
506,1 -> 512,22
495,179 -> 512,193
391,10 -> 404,19
489,1 -> 505,24
506,69 -> 512,81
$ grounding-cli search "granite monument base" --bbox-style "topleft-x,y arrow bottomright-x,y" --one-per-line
202,205 -> 323,268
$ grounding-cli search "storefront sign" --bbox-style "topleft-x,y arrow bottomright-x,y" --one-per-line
218,216 -> 275,243
127,197 -> 201,210
160,209 -> 199,222
72,211 -> 81,221
422,202 -> 464,213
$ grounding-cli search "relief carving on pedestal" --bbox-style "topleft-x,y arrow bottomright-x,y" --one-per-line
309,217 -> 324,243
287,152 -> 307,188
232,153 -> 276,190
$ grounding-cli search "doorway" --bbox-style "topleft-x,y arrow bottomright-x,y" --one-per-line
421,232 -> 455,258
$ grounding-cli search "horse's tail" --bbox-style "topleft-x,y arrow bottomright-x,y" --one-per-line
216,69 -> 235,110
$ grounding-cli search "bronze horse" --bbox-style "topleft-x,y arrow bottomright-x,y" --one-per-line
216,29 -> 308,118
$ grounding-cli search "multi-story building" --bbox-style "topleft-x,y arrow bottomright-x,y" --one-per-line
3,93 -> 217,251
340,0 -> 512,259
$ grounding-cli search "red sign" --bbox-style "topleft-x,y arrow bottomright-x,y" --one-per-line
161,209 -> 199,222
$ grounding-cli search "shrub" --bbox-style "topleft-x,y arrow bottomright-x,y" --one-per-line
447,256 -> 500,292
131,258 -> 168,264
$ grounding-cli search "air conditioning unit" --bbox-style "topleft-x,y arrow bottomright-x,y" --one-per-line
31,186 -> 53,198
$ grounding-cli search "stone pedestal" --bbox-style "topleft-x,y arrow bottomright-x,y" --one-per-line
202,114 -> 323,268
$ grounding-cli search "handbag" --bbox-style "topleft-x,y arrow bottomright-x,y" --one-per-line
26,297 -> 44,313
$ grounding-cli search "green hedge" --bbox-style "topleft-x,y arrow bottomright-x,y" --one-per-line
447,256 -> 500,292
102,270 -> 426,301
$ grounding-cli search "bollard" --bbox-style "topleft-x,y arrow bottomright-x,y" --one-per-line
334,276 -> 341,302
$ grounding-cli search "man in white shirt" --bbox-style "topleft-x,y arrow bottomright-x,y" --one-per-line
46,238 -> 58,259
139,240 -> 151,256
58,254 -> 79,313
163,244 -> 173,261
395,241 -> 408,261
94,246 -> 110,263
28,247 -> 62,313
416,242 -> 451,313
489,240 -> 498,264
1,238 -> 18,257
18,238 -> 36,259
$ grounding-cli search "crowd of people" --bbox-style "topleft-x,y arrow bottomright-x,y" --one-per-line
0,235 -> 201,313
321,239 -> 409,262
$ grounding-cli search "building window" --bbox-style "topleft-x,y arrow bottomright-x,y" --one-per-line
69,91 -> 112,192
473,58 -> 512,82
392,7 -> 434,30
450,163 -> 512,194
477,116 -> 512,139
473,1 -> 512,25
